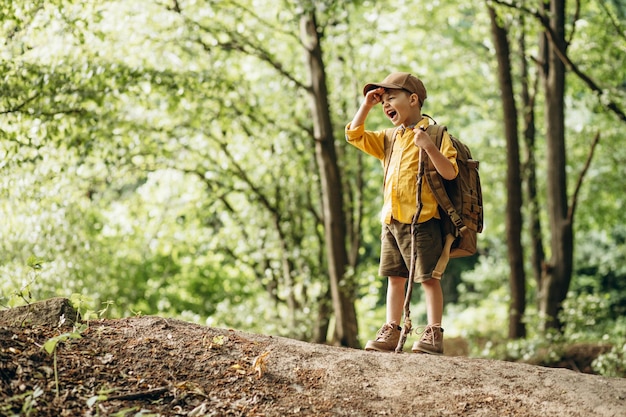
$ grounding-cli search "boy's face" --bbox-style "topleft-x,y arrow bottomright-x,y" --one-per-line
380,88 -> 421,127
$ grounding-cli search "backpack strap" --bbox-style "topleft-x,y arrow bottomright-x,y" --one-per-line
424,123 -> 461,278
422,113 -> 437,125
382,126 -> 401,189
424,124 -> 466,234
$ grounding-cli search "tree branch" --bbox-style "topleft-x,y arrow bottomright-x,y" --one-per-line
599,0 -> 626,43
568,0 -> 581,45
0,92 -> 40,115
490,0 -> 626,123
164,0 -> 308,91
567,131 -> 600,224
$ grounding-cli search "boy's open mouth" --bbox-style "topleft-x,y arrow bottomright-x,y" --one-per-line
386,110 -> 397,120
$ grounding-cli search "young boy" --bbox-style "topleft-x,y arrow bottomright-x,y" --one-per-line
345,72 -> 458,354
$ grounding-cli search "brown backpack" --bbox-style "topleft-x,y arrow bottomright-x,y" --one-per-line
423,121 -> 483,258
382,119 -> 483,259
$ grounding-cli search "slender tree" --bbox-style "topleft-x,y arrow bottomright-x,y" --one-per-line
299,10 -> 359,347
494,0 -> 625,333
518,13 -> 545,297
488,6 -> 526,338
537,0 -> 573,331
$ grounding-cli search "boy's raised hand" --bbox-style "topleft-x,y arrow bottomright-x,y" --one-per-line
364,87 -> 385,107
350,87 -> 385,128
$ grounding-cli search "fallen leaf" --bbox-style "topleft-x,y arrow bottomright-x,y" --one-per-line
253,351 -> 271,379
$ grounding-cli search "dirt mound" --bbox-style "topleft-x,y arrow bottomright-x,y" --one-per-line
1,298 -> 625,416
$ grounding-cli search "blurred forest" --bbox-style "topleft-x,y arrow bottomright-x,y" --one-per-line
1,0 -> 625,376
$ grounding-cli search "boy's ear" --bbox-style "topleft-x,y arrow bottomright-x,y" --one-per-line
409,92 -> 421,106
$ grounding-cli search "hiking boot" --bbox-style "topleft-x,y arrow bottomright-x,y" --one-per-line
364,322 -> 401,352
412,324 -> 444,355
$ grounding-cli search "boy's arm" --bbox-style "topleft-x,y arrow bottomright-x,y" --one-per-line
349,87 -> 385,129
413,127 -> 457,180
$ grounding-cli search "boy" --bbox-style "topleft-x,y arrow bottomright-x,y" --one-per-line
345,72 -> 458,354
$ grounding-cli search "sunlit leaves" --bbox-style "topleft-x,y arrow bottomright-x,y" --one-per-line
1,0 -> 625,344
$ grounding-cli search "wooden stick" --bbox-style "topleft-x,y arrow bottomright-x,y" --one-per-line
395,148 -> 425,353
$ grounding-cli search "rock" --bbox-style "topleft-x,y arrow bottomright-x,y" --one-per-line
0,297 -> 79,327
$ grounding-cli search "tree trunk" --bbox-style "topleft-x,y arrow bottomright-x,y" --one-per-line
299,12 -> 359,348
313,287 -> 332,344
488,6 -> 526,339
539,0 -> 574,331
519,18 -> 545,291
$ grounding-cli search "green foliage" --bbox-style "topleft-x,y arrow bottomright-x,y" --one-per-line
485,293 -> 626,377
574,226 -> 626,320
1,0 -> 625,354
560,291 -> 625,378
593,340 -> 626,378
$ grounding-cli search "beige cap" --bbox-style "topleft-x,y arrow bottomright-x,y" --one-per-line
363,72 -> 427,105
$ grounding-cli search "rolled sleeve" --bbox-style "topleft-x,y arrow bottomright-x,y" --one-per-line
345,123 -> 385,160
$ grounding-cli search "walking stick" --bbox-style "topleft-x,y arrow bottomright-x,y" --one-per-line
395,147 -> 425,353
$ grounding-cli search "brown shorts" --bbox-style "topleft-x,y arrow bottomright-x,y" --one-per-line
379,218 -> 443,282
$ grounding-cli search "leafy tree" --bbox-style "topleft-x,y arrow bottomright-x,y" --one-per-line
489,0 -> 626,333
2,0 -> 625,360
488,5 -> 526,339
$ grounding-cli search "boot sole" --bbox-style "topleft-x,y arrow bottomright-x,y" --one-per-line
364,345 -> 396,352
411,346 -> 443,355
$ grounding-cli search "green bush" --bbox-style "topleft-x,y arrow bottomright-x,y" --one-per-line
500,294 -> 626,376
592,342 -> 626,378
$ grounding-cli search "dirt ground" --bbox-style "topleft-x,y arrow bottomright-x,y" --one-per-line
1,298 -> 625,417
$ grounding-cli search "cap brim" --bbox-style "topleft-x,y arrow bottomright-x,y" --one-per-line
362,82 -> 405,96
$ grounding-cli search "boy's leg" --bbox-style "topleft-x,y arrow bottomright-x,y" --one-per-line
387,276 -> 406,325
366,220 -> 411,352
411,218 -> 445,355
421,278 -> 443,325
364,276 -> 405,352
413,278 -> 445,354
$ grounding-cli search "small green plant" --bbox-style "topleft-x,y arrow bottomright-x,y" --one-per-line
87,387 -> 116,417
0,386 -> 44,417
20,386 -> 44,416
70,293 -> 93,322
69,294 -> 116,323
6,255 -> 46,307
42,322 -> 88,398
98,300 -> 115,318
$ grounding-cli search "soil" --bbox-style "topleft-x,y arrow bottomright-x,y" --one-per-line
1,298 -> 625,417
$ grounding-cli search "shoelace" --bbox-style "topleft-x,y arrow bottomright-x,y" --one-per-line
418,323 -> 442,346
375,323 -> 397,340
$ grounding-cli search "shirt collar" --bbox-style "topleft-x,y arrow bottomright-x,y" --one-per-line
403,116 -> 429,130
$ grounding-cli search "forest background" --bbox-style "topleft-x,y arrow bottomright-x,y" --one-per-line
1,0 -> 625,377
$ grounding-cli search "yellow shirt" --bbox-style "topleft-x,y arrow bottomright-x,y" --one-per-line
345,117 -> 458,224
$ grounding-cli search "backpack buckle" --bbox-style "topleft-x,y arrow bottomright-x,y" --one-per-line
448,209 -> 465,230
